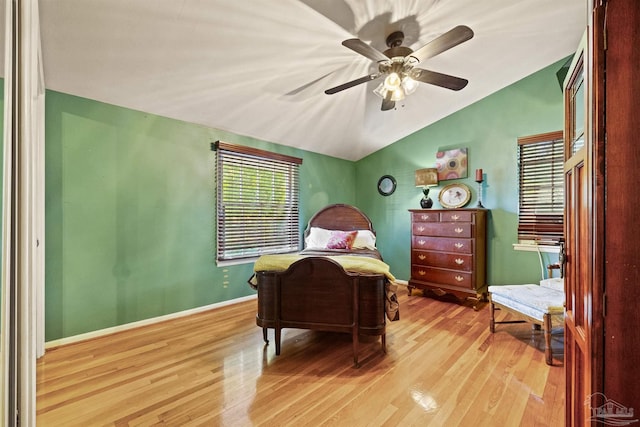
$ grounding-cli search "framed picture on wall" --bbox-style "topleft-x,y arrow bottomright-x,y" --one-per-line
435,147 -> 468,181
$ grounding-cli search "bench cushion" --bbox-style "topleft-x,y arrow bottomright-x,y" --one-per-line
489,284 -> 564,322
540,277 -> 564,292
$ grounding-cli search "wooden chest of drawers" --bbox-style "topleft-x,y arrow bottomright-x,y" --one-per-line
408,209 -> 487,305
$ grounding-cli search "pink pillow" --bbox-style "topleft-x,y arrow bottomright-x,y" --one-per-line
325,231 -> 357,250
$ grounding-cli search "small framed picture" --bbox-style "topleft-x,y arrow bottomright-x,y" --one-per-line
435,147 -> 468,181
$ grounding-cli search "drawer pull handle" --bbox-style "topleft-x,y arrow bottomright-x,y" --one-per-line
454,243 -> 464,249
417,226 -> 425,232
418,239 -> 426,245
418,270 -> 426,276
452,214 -> 460,220
455,258 -> 464,265
418,255 -> 426,260
454,227 -> 463,234
421,214 -> 430,220
455,275 -> 464,282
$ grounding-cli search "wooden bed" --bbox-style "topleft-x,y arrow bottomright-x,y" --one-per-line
250,204 -> 397,367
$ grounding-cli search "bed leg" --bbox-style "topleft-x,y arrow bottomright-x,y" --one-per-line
352,332 -> 359,368
275,328 -> 282,355
262,327 -> 268,344
381,334 -> 386,353
543,313 -> 553,365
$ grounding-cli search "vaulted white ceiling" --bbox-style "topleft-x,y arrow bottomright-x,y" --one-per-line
9,0 -> 587,161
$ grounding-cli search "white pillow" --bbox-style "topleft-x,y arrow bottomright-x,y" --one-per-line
305,227 -> 333,249
353,230 -> 377,250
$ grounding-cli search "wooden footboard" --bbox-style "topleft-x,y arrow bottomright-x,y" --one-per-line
255,257 -> 386,367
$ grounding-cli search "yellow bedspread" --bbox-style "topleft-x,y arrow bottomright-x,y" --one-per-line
251,254 -> 399,321
253,254 -> 397,282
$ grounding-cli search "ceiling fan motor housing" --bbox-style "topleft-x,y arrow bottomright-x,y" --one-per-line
384,31 -> 413,59
379,57 -> 412,76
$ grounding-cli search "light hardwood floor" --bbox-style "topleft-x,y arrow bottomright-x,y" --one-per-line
37,286 -> 564,426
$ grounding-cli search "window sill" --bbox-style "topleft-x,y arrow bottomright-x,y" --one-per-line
216,257 -> 258,268
216,250 -> 299,267
513,243 -> 560,254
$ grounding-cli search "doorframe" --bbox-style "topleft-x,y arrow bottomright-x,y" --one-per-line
1,0 -> 46,425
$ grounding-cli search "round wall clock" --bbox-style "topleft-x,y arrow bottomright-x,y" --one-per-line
438,183 -> 471,208
377,175 -> 397,196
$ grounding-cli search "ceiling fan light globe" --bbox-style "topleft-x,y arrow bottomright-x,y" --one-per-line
373,83 -> 388,99
383,72 -> 401,91
390,88 -> 405,101
402,76 -> 419,95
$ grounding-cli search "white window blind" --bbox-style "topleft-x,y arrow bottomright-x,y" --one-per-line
215,141 -> 302,262
517,131 -> 565,244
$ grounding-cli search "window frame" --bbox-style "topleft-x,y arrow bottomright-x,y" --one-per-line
214,141 -> 302,264
517,130 -> 565,245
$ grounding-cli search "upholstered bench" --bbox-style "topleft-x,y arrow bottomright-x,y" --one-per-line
489,277 -> 564,365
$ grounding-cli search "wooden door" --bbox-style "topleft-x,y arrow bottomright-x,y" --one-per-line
600,0 -> 640,414
563,1 -> 640,424
563,30 -> 593,426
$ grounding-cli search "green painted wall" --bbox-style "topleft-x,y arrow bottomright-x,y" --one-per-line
44,90 -> 355,341
355,58 -> 568,285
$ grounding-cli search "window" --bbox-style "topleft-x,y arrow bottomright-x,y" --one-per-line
215,141 -> 302,262
517,131 -> 564,244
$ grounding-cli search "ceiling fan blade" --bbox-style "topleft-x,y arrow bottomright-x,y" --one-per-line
410,25 -> 474,63
381,91 -> 395,111
342,39 -> 389,62
412,68 -> 469,91
324,73 -> 381,95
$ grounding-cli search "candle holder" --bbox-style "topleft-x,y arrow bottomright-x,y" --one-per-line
475,169 -> 485,208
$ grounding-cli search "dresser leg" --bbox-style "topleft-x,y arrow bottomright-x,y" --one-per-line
472,293 -> 488,310
464,294 -> 480,310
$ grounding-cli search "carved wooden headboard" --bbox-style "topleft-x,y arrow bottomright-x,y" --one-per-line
303,204 -> 375,240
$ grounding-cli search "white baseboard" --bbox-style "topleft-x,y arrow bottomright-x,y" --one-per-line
45,294 -> 257,349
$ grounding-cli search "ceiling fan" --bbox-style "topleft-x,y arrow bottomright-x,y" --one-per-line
325,26 -> 474,111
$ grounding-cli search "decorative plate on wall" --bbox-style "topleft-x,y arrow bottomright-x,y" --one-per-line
438,183 -> 471,208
